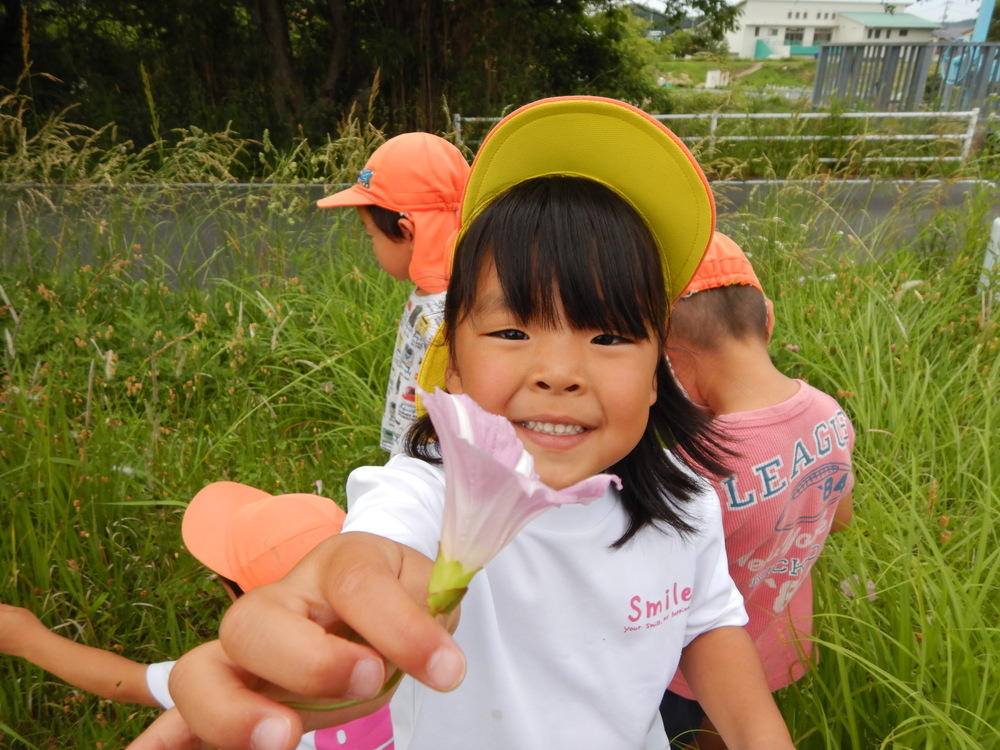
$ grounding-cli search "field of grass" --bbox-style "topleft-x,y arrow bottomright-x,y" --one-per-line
1,99 -> 999,747
653,58 -> 818,91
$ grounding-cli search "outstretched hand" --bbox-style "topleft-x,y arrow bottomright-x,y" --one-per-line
129,531 -> 466,750
0,604 -> 47,657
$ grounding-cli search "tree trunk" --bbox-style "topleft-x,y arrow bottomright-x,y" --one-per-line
315,0 -> 353,127
0,0 -> 25,77
246,0 -> 307,138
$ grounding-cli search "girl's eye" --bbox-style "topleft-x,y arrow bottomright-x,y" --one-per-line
488,329 -> 528,341
592,333 -> 630,346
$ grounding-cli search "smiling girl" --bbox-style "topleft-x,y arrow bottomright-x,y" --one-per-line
129,97 -> 796,750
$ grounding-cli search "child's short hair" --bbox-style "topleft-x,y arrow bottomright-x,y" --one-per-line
670,231 -> 768,348
670,285 -> 768,348
366,205 -> 408,242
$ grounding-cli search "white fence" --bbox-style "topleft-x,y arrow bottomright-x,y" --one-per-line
453,109 -> 986,164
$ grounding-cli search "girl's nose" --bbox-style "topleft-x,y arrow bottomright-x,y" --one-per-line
535,377 -> 582,392
532,352 -> 585,393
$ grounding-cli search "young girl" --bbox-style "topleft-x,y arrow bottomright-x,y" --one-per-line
128,97 -> 796,750
317,132 -> 470,454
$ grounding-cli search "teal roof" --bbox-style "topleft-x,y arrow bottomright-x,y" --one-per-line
839,12 -> 938,28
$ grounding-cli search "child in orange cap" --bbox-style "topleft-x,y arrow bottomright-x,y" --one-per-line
660,232 -> 855,749
0,484 -> 393,750
318,133 -> 471,454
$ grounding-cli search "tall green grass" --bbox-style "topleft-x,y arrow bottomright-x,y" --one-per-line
0,191 -> 406,746
1,99 -> 998,746
731,187 -> 999,748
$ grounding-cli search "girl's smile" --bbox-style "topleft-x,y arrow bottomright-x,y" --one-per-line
518,420 -> 586,437
445,263 -> 659,490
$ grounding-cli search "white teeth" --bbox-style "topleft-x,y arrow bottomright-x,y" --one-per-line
521,420 -> 585,436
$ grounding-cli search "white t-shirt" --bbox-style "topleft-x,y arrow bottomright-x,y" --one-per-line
343,454 -> 747,750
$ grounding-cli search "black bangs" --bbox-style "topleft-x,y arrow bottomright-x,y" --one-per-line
448,176 -> 667,342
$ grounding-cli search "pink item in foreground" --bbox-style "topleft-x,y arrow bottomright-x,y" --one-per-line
420,387 -> 622,614
314,705 -> 394,750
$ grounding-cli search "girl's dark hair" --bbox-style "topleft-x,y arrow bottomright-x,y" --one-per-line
406,175 -> 729,546
367,204 -> 407,241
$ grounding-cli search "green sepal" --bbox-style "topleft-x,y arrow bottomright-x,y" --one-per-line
426,586 -> 468,616
426,549 -> 478,616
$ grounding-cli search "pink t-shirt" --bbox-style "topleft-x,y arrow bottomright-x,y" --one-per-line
670,381 -> 855,696
315,705 -> 394,750
145,661 -> 393,750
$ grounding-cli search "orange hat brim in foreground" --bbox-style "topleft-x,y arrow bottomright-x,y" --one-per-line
182,482 -> 346,592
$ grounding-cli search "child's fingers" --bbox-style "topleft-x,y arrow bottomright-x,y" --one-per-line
127,707 -> 213,750
164,640 -> 304,750
219,532 -> 465,701
322,531 -> 466,693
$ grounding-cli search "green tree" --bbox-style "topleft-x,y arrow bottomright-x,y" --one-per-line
987,0 -> 1000,41
0,0 -> 736,149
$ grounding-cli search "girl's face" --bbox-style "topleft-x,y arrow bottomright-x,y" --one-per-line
445,264 -> 659,490
358,207 -> 413,281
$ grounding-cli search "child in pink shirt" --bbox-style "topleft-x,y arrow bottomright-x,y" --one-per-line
660,232 -> 855,749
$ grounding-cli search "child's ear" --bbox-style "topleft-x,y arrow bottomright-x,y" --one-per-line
398,216 -> 415,242
765,298 -> 776,342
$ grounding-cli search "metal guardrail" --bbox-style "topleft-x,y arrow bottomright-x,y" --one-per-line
453,109 -> 982,164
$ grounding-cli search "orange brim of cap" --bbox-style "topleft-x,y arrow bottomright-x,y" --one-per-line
682,231 -> 763,296
182,482 -> 346,591
415,95 -> 715,411
182,482 -> 271,579
316,183 -> 379,209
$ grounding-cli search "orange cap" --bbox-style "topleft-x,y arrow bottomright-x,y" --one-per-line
682,231 -> 763,296
181,482 -> 346,592
317,132 -> 471,294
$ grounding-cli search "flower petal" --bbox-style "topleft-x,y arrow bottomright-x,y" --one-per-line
420,388 -> 621,593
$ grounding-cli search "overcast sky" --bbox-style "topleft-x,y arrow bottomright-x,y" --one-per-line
905,0 -> 985,24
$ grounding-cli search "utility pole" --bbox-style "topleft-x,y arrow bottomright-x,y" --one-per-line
971,0 -> 997,40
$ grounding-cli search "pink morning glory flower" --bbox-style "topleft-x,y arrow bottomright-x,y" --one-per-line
420,387 -> 621,615
287,387 -> 620,712
840,574 -> 877,602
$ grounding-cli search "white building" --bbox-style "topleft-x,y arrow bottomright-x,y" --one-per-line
724,0 -> 938,58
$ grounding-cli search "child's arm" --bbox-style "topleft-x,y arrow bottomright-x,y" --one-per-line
680,626 -> 796,750
0,603 -> 159,706
128,531 -> 464,750
830,491 -> 854,532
